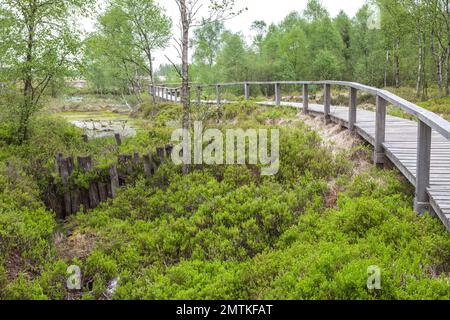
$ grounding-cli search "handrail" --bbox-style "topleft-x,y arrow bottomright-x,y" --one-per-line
155,81 -> 450,140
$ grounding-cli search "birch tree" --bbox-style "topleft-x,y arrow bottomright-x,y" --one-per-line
0,0 -> 93,143
172,0 -> 245,174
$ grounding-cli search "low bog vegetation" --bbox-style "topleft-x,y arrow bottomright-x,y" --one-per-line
0,100 -> 449,300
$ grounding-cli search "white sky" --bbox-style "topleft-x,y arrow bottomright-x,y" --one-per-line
153,0 -> 367,68
84,0 -> 368,68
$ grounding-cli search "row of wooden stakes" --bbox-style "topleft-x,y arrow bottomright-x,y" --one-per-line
45,144 -> 174,220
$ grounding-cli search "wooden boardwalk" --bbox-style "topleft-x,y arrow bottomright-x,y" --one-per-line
153,82 -> 450,232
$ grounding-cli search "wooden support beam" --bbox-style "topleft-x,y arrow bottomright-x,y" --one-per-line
374,95 -> 387,166
275,83 -> 281,106
156,147 -> 165,159
77,156 -> 93,172
143,154 -> 153,178
150,85 -> 155,97
56,153 -> 63,175
109,165 -> 120,198
98,183 -> 108,202
349,87 -> 357,130
414,120 -> 432,215
324,84 -> 331,122
133,151 -> 140,165
302,84 -> 309,115
244,83 -> 250,100
77,156 -> 99,209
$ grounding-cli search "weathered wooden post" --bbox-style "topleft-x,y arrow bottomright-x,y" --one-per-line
109,165 -> 120,198
157,147 -> 165,158
165,144 -> 173,158
118,154 -> 133,174
81,156 -> 99,208
114,133 -> 122,146
244,83 -> 250,100
216,85 -> 221,106
150,85 -> 155,98
143,153 -> 153,178
414,120 -> 432,214
133,151 -> 140,165
56,153 -> 63,174
349,87 -> 357,130
324,83 -> 331,123
71,188 -> 80,215
302,84 -> 309,115
374,95 -> 387,166
275,83 -> 281,106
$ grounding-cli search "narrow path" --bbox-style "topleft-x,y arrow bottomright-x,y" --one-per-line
260,101 -> 450,231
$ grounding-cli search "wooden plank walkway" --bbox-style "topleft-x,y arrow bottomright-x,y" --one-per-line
260,101 -> 450,231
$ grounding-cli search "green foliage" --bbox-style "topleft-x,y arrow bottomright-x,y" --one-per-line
0,85 -> 449,300
57,117 -> 448,300
0,0 -> 93,142
83,0 -> 172,95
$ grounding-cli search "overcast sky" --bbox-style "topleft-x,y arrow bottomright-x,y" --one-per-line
86,0 -> 368,68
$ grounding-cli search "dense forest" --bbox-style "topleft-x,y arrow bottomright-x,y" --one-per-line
0,0 -> 449,301
154,0 -> 450,98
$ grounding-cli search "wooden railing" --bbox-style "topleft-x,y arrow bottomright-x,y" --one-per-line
153,81 -> 450,217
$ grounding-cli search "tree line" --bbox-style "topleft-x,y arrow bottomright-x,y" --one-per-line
158,0 -> 449,98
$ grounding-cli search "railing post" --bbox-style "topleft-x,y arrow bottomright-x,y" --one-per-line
302,84 -> 309,115
414,120 -> 432,215
275,83 -> 281,106
324,83 -> 331,123
244,83 -> 250,100
374,95 -> 387,166
196,86 -> 202,105
349,87 -> 357,130
216,85 -> 221,106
